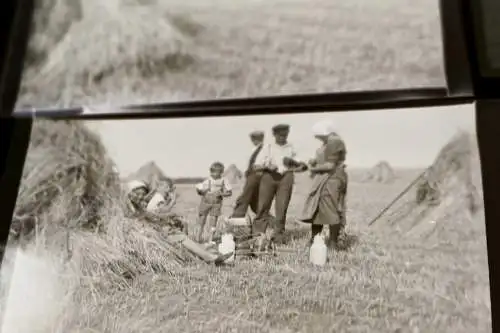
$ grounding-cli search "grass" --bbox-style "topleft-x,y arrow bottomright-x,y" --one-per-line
17,0 -> 444,108
1,169 -> 490,332
5,0 -> 489,331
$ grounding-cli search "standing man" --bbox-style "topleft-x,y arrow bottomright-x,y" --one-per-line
229,130 -> 266,221
252,124 -> 308,245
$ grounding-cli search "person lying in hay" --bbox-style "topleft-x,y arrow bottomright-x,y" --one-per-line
125,180 -> 233,265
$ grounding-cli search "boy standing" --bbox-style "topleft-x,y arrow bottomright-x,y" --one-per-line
125,180 -> 233,265
196,161 -> 233,243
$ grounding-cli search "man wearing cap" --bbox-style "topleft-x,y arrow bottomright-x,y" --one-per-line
252,124 -> 308,245
229,130 -> 267,220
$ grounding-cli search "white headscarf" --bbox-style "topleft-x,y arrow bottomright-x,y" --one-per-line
126,180 -> 147,193
312,120 -> 336,136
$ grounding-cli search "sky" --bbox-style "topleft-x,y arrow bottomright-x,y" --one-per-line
85,103 -> 475,177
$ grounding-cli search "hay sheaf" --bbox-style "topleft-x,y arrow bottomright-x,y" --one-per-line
25,0 -> 83,67
126,161 -> 175,204
384,131 -> 484,242
363,160 -> 395,183
28,7 -> 195,102
13,120 -> 194,284
13,119 -> 120,236
224,164 -> 243,185
416,131 -> 482,210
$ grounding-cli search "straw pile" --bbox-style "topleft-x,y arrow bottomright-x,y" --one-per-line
224,164 -> 243,185
13,119 -> 120,237
25,0 -> 83,67
125,161 -> 177,210
363,161 -> 396,183
25,5 -> 195,104
415,132 -> 482,211
12,119 -> 195,287
384,131 -> 484,242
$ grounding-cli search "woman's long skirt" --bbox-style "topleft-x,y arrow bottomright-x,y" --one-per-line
299,170 -> 347,226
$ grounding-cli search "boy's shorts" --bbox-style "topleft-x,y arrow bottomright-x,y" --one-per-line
198,198 -> 222,218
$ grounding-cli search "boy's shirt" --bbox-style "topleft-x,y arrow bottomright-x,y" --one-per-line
196,176 -> 232,195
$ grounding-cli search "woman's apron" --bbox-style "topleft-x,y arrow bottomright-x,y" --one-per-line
299,144 -> 346,223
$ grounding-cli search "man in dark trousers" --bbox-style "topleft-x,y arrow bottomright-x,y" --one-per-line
252,124 -> 307,245
229,130 -> 266,220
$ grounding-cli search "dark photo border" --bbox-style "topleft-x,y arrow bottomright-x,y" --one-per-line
0,0 -> 498,331
476,100 -> 500,333
469,0 -> 500,78
0,119 -> 32,263
0,0 -> 34,118
466,0 -> 500,97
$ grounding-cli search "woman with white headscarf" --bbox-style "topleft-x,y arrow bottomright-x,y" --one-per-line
298,120 -> 348,248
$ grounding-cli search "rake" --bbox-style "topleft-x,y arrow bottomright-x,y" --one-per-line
368,169 -> 427,226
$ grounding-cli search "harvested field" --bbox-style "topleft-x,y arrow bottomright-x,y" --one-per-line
17,0 -> 444,108
362,160 -> 396,183
0,118 -> 491,333
5,0 -> 489,331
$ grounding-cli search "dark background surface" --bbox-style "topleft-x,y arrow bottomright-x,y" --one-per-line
0,0 -> 499,331
474,0 -> 500,75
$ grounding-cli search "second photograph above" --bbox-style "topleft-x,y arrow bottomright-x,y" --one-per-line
16,0 -> 445,109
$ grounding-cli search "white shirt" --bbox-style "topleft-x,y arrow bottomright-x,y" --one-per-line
250,144 -> 263,158
247,143 -> 263,170
255,141 -> 301,174
196,176 -> 232,193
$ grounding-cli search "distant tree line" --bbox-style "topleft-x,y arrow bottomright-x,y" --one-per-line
172,177 -> 205,185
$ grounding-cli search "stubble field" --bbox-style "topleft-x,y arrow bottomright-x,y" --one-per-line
93,170 -> 489,333
0,138 -> 490,332
18,0 -> 445,107
6,0 -> 491,331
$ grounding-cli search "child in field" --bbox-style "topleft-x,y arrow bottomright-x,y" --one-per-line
196,162 -> 233,243
125,179 -> 233,265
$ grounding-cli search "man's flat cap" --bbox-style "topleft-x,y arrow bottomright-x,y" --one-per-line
272,124 -> 290,133
249,130 -> 265,138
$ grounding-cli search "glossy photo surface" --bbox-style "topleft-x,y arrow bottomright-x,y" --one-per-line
0,104 -> 491,333
17,0 -> 444,109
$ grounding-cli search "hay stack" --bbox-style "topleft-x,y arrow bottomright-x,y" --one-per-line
126,161 -> 174,194
29,6 -> 195,101
125,161 -> 177,210
415,132 -> 482,211
384,131 -> 484,242
13,119 -> 194,285
363,161 -> 395,183
224,164 -> 243,185
13,119 -> 120,236
25,0 -> 83,66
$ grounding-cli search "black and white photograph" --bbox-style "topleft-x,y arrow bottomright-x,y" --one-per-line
0,104 -> 491,332
16,0 -> 444,109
